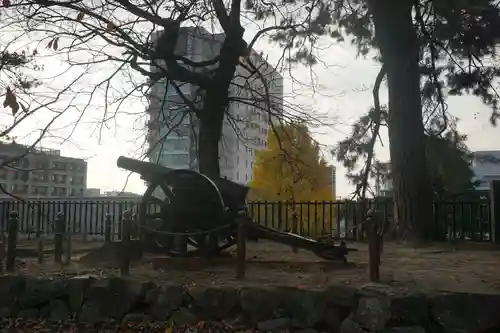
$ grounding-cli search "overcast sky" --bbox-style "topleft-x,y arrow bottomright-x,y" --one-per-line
4,20 -> 500,198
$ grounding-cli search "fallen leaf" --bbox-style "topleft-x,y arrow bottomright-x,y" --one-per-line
4,87 -> 19,116
76,11 -> 84,21
53,37 -> 59,50
47,38 -> 54,49
9,100 -> 19,116
105,21 -> 116,32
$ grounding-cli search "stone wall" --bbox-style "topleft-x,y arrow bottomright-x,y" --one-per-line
0,276 -> 499,333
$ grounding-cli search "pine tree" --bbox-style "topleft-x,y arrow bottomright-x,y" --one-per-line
250,0 -> 500,244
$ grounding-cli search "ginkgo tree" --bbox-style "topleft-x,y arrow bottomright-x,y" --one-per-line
249,122 -> 334,237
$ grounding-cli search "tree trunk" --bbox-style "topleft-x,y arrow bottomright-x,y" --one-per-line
368,0 -> 434,245
198,112 -> 224,180
197,27 -> 245,180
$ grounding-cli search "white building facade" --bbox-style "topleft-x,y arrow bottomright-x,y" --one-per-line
146,27 -> 283,185
379,150 -> 500,194
471,150 -> 500,191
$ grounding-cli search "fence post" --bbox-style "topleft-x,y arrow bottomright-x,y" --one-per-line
277,201 -> 283,230
291,212 -> 298,254
356,202 -> 364,241
367,217 -> 380,282
490,180 -> 500,243
236,210 -> 247,280
366,207 -> 382,282
105,213 -> 112,243
54,212 -> 64,263
6,211 -> 19,272
65,219 -> 72,265
35,204 -> 44,264
131,213 -> 138,239
37,233 -> 44,264
121,210 -> 132,276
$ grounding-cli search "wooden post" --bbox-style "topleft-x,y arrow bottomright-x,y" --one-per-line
131,213 -> 138,239
447,222 -> 456,246
105,213 -> 112,243
367,217 -> 380,282
37,235 -> 44,264
291,212 -> 298,253
291,212 -> 298,234
65,222 -> 72,265
6,211 -> 19,272
54,212 -> 64,263
366,207 -> 382,283
36,206 -> 44,264
121,210 -> 132,276
236,211 -> 247,280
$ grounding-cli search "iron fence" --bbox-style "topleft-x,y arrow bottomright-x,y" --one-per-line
247,200 -> 491,241
0,199 -> 491,242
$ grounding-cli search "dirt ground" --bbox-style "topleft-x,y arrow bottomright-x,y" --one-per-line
6,239 -> 500,294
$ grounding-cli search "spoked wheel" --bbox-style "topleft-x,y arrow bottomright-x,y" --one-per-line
138,169 -> 235,258
138,179 -> 176,252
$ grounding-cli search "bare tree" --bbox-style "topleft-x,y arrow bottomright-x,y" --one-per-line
0,0 -> 331,189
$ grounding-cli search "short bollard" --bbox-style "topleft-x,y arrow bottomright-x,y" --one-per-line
65,223 -> 72,265
54,212 -> 65,263
236,211 -> 247,280
121,210 -> 132,276
104,213 -> 112,243
131,213 -> 138,239
36,218 -> 44,264
6,211 -> 19,272
37,235 -> 44,264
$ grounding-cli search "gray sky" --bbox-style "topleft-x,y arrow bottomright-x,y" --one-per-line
4,22 -> 500,198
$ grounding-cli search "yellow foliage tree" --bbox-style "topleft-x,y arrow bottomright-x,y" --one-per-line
249,122 -> 335,237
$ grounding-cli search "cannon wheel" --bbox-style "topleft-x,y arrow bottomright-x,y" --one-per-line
138,170 -> 237,257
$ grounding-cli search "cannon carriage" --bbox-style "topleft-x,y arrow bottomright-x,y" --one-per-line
117,156 -> 357,262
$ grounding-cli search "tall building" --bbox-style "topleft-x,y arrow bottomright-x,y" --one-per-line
146,27 -> 284,185
325,165 -> 336,200
0,142 -> 87,197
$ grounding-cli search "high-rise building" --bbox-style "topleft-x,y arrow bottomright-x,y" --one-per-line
146,27 -> 284,184
325,165 -> 336,200
0,142 -> 87,197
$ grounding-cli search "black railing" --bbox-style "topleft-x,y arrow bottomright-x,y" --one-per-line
0,199 -> 491,242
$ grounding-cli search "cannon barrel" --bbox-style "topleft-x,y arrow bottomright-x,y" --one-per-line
117,155 -> 250,210
117,156 -> 173,181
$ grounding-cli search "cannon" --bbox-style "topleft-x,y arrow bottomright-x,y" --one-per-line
117,156 -> 357,262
